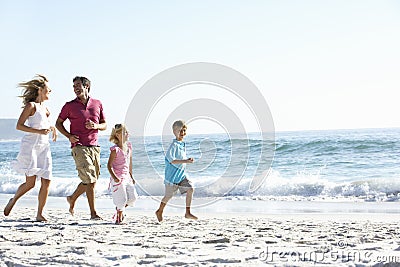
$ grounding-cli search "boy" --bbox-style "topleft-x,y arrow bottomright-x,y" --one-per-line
155,120 -> 197,222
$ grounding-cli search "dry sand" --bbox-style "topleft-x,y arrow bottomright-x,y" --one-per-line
1,205 -> 400,267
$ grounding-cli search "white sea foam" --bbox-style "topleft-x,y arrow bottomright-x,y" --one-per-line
1,128 -> 400,203
1,169 -> 400,202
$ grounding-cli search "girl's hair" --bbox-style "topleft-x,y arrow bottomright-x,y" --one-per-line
18,74 -> 48,106
109,123 -> 129,144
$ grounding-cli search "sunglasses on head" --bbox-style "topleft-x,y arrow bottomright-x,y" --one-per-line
115,124 -> 122,129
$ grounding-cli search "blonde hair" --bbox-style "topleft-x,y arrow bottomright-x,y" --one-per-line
18,74 -> 48,106
109,123 -> 129,145
172,120 -> 187,131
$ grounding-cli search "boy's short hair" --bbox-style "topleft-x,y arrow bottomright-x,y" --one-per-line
172,120 -> 186,131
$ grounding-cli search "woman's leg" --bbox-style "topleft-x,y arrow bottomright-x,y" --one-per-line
36,178 -> 50,221
4,175 -> 36,216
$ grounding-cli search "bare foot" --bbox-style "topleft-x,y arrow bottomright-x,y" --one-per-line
66,196 -> 74,216
115,213 -> 126,224
185,213 -> 198,220
155,209 -> 163,222
4,198 -> 14,216
90,214 -> 102,220
36,215 -> 48,222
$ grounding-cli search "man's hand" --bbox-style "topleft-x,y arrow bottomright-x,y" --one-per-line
85,119 -> 97,130
68,134 -> 79,143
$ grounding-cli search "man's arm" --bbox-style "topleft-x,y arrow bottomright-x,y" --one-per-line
56,117 -> 79,143
97,119 -> 107,131
85,119 -> 107,131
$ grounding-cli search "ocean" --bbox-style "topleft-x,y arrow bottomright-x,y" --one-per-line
1,128 -> 400,203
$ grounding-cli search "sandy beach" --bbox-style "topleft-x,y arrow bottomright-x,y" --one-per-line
1,195 -> 400,266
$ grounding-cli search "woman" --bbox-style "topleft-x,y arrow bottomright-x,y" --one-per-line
4,75 -> 57,221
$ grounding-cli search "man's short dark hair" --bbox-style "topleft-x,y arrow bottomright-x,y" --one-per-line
73,76 -> 91,92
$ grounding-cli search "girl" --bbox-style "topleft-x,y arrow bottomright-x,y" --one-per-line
4,75 -> 57,221
107,124 -> 138,224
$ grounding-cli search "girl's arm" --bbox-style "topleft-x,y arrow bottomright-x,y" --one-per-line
107,150 -> 120,183
129,153 -> 135,184
16,103 -> 51,135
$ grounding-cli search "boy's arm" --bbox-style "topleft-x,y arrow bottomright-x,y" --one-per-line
171,158 -> 194,164
166,142 -> 194,164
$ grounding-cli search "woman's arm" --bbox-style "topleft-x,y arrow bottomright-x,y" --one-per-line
16,103 -> 50,135
50,126 -> 57,142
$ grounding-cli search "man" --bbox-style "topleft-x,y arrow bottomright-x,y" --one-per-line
56,76 -> 106,219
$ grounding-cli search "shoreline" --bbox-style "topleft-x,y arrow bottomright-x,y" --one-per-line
1,193 -> 400,216
1,194 -> 400,266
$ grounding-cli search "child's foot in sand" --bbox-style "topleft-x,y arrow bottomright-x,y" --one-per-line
115,220 -> 126,225
185,213 -> 198,220
90,214 -> 102,220
115,214 -> 125,224
36,215 -> 48,222
66,196 -> 74,216
155,209 -> 163,222
4,198 -> 14,216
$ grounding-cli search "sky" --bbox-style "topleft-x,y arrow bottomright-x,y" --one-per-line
1,0 -> 399,135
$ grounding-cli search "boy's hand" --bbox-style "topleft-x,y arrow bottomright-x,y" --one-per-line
187,158 -> 194,163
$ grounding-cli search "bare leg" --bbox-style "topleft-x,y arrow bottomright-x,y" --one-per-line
155,195 -> 172,222
4,175 -> 36,216
115,210 -> 125,224
86,183 -> 101,219
36,178 -> 50,222
184,188 -> 197,220
67,182 -> 86,216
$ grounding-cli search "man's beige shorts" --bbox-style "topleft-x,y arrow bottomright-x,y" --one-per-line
71,146 -> 100,184
164,178 -> 193,198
